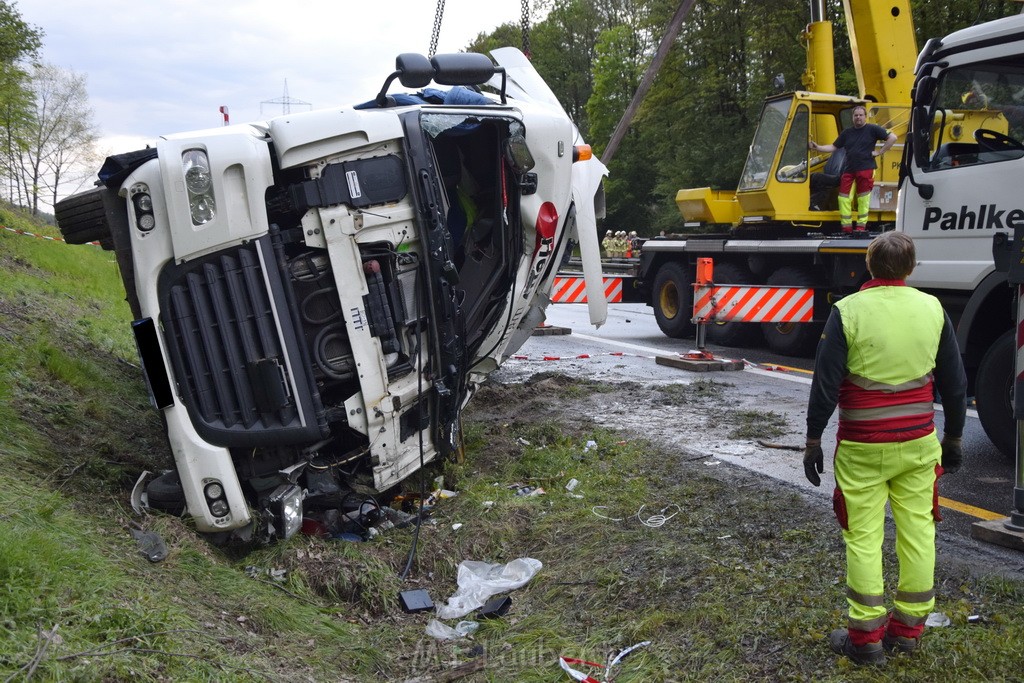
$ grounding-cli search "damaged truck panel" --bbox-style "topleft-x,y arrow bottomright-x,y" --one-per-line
56,49 -> 608,542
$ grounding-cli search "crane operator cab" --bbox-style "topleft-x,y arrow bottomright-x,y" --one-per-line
675,92 -> 907,235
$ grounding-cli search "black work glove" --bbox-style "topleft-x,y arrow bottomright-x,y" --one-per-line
803,438 -> 824,487
941,435 -> 963,475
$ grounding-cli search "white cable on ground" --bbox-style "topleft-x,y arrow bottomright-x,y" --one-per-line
591,506 -> 624,522
636,504 -> 680,528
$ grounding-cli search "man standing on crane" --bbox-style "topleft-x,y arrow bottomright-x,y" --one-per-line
803,231 -> 967,665
809,105 -> 897,232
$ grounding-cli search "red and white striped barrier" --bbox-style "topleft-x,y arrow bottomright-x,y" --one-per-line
550,276 -> 622,303
2,225 -> 99,246
692,284 -> 813,323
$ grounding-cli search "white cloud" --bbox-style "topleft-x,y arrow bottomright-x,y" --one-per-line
19,0 -> 530,155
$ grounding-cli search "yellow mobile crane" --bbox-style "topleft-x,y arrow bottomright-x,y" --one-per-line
635,0 -> 996,353
675,0 -> 917,230
632,0 -> 1024,461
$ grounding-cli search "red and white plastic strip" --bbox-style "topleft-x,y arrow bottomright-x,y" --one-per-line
559,641 -> 652,682
2,225 -> 99,246
510,351 -> 653,362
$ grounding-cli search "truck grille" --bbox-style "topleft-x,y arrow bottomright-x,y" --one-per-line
159,238 -> 325,447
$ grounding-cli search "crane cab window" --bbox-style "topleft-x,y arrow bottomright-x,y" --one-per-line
739,99 -> 790,191
776,105 -> 810,182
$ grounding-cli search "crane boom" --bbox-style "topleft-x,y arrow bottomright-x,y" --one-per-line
842,0 -> 917,103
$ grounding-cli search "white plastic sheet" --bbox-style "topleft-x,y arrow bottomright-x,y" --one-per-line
425,619 -> 479,640
434,558 -> 543,619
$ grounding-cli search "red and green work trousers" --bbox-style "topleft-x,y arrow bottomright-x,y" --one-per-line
837,169 -> 874,230
832,432 -> 941,645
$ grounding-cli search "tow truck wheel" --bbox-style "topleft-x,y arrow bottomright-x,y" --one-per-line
705,262 -> 762,347
975,329 -> 1016,461
760,266 -> 824,357
652,262 -> 694,338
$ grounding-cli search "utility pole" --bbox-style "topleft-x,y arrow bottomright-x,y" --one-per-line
260,80 -> 312,116
601,0 -> 697,166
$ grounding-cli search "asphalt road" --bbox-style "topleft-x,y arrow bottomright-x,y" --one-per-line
497,301 -> 1024,567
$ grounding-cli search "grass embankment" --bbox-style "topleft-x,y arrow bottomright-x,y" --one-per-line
1,204 -> 1022,682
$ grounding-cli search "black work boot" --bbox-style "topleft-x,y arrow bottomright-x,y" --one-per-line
829,628 -> 886,666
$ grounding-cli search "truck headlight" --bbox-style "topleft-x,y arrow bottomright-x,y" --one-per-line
203,480 -> 229,519
268,484 -> 303,540
130,183 -> 156,233
182,149 -> 216,225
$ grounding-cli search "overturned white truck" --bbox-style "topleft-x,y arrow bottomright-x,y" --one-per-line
56,49 -> 608,542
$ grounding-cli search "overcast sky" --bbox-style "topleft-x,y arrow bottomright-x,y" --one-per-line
18,0 -> 529,156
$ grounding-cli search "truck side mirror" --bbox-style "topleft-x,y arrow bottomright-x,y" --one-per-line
396,53 -> 435,88
430,53 -> 495,86
911,106 -> 933,169
375,53 -> 436,106
431,53 -> 507,103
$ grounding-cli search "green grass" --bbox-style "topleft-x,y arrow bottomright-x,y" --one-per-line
2,204 -> 1023,681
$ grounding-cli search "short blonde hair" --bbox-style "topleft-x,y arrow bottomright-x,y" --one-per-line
866,231 -> 916,279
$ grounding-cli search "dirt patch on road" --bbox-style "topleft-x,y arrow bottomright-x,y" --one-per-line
467,370 -> 1024,582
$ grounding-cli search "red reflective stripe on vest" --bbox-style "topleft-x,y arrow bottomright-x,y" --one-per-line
837,378 -> 935,443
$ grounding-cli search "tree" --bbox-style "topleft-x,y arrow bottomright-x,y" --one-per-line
12,63 -> 99,215
0,0 -> 43,205
471,1 -> 1024,235
587,22 -> 657,230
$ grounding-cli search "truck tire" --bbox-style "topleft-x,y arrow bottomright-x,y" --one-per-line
54,187 -> 113,247
975,329 -> 1015,461
760,266 -> 825,357
705,262 -> 762,347
652,261 -> 694,338
146,469 -> 187,516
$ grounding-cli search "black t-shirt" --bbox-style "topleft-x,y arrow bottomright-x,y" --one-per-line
833,123 -> 889,173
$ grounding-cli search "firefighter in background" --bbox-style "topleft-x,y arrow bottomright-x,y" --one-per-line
809,105 -> 896,232
803,231 -> 967,666
602,230 -> 613,258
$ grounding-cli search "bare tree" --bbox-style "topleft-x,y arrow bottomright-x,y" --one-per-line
13,63 -> 99,215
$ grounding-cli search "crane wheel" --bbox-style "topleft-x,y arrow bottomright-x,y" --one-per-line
652,262 -> 694,338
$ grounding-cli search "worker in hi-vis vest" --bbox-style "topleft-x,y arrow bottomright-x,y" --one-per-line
804,231 -> 967,666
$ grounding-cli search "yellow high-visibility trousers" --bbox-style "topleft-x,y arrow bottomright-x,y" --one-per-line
832,433 -> 941,633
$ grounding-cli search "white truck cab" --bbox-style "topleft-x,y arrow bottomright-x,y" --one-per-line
57,49 -> 608,541
901,14 -> 1024,457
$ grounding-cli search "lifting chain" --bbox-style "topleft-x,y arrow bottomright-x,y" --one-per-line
520,0 -> 531,57
429,0 -> 446,57
430,0 -> 530,58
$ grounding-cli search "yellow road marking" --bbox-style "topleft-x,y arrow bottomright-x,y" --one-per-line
938,496 -> 1005,521
757,363 -> 813,375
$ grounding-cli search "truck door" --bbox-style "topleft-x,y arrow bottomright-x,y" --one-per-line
902,57 -> 1024,291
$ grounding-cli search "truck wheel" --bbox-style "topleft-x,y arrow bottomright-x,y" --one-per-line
54,187 -> 113,247
652,262 -> 694,338
760,266 -> 824,357
705,262 -> 762,347
146,470 -> 187,516
975,329 -> 1015,461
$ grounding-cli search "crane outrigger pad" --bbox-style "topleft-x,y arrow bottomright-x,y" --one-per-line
655,353 -> 743,373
